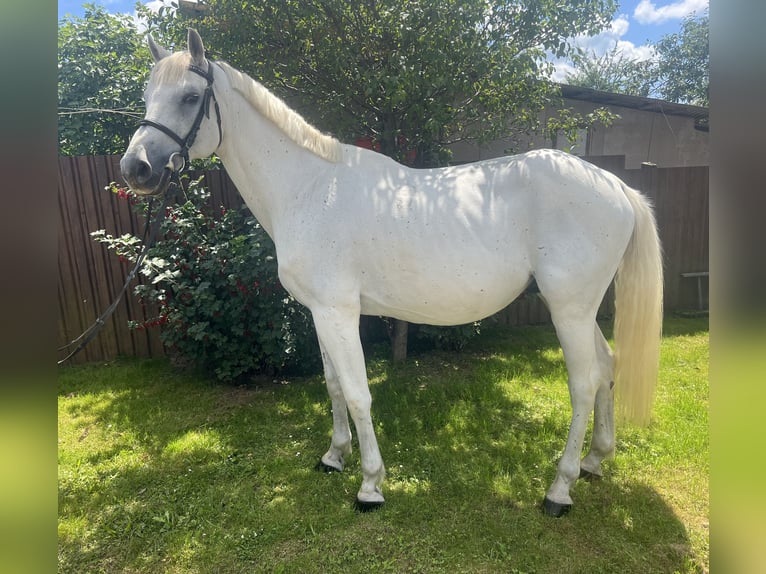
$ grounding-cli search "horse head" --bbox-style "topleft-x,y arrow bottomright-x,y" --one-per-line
121,29 -> 222,195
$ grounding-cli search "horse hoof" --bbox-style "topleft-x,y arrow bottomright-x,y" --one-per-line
579,468 -> 602,482
315,459 -> 342,473
354,498 -> 385,513
542,497 -> 572,518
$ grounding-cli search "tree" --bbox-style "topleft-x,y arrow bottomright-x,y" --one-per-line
565,43 -> 657,97
143,0 -> 618,360
144,0 -> 616,164
654,11 -> 708,106
58,4 -> 150,155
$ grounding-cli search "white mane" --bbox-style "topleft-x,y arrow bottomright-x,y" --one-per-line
152,53 -> 342,163
217,61 -> 343,163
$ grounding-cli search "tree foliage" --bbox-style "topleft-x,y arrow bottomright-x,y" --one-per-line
654,11 -> 708,106
565,43 -> 656,97
58,4 -> 150,155
142,0 -> 617,166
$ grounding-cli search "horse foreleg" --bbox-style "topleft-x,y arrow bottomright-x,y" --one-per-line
580,326 -> 616,480
313,308 -> 386,510
316,341 -> 353,473
544,316 -> 600,517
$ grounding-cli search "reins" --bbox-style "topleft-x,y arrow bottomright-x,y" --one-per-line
57,178 -> 178,365
58,59 -> 221,365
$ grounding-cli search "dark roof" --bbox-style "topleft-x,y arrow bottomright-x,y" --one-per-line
559,84 -> 708,121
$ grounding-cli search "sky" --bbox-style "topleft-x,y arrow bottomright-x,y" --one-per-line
57,0 -> 709,81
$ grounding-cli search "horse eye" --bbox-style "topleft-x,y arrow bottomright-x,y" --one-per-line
182,93 -> 200,104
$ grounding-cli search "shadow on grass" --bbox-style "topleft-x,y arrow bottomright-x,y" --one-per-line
58,322 -> 703,573
365,343 -> 701,573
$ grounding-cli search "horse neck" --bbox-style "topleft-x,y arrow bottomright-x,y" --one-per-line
215,86 -> 332,238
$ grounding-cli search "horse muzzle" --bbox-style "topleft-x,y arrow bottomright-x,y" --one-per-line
121,150 -> 185,196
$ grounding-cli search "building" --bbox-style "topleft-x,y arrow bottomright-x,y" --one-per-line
451,85 -> 709,169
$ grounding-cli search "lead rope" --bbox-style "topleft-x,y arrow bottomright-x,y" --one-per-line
57,172 -> 180,365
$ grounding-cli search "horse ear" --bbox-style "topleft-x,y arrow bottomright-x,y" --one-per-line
187,28 -> 205,66
147,35 -> 170,63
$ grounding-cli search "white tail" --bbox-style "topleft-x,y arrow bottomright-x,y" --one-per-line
613,185 -> 664,426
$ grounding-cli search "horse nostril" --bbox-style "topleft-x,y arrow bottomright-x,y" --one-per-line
121,153 -> 154,187
135,160 -> 152,184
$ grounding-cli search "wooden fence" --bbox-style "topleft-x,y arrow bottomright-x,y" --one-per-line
58,155 -> 248,365
58,154 -> 708,364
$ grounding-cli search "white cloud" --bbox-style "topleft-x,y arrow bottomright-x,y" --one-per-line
132,1 -> 176,33
615,40 -> 655,62
551,60 -> 578,83
574,16 -> 655,60
549,15 -> 655,82
577,16 -> 651,58
634,0 -> 708,25
611,15 -> 630,37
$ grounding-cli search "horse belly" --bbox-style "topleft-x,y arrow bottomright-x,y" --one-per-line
355,178 -> 532,325
358,247 -> 530,326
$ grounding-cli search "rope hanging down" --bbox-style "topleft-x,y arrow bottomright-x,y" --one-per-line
58,184 -> 177,364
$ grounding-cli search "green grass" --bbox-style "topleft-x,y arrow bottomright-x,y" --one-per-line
58,317 -> 708,573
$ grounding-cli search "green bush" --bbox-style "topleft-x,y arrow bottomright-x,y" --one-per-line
93,177 -> 321,381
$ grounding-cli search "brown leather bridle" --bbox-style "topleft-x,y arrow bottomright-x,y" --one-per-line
137,59 -> 223,184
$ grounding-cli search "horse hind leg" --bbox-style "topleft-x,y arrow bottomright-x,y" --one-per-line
542,311 -> 602,517
579,325 -> 615,480
315,341 -> 353,473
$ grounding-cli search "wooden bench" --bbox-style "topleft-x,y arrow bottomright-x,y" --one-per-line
680,271 -> 709,311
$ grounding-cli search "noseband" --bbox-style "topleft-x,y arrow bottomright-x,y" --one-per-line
138,60 -> 223,181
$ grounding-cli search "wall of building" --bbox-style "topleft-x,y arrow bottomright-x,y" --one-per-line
450,98 -> 709,169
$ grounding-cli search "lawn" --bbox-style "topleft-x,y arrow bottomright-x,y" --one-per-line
58,317 -> 708,573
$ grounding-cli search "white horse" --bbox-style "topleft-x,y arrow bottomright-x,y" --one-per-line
121,30 -> 663,517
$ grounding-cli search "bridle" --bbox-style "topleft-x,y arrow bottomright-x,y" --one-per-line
138,59 -> 223,194
58,59 -> 223,364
